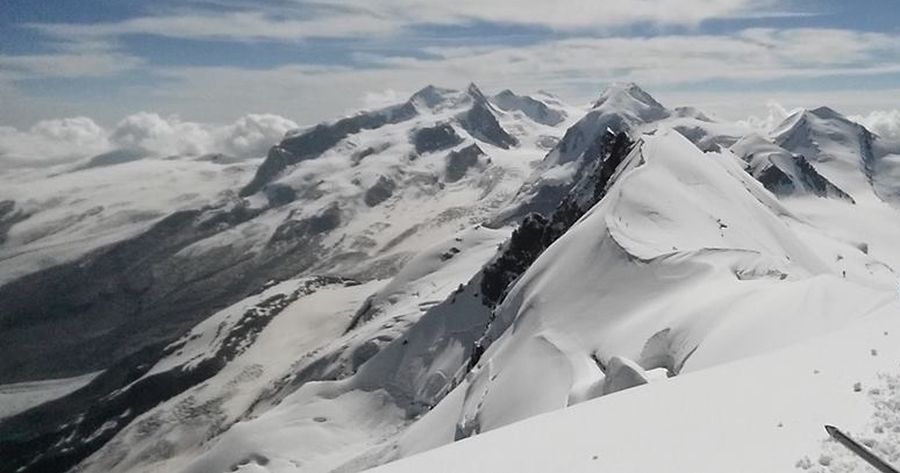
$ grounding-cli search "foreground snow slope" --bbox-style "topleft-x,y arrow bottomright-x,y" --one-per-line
372,297 -> 899,473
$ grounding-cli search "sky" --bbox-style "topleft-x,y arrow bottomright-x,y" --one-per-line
1,0 -> 899,165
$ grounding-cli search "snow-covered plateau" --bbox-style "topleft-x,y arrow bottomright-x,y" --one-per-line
1,83 -> 899,473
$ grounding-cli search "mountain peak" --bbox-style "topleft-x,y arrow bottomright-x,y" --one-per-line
806,105 -> 847,122
773,105 -> 859,140
465,82 -> 488,103
594,82 -> 660,107
591,82 -> 668,123
409,84 -> 459,109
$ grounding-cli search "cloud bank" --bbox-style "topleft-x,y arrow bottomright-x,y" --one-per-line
0,113 -> 298,168
851,110 -> 900,141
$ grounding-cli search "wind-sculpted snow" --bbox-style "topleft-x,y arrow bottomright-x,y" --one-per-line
371,299 -> 900,473
411,130 -> 892,446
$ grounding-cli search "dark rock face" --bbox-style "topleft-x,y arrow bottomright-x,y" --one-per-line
363,176 -> 397,207
412,123 -> 463,154
480,213 -> 549,306
269,204 -> 342,244
791,155 -> 854,201
756,164 -> 795,195
0,200 -> 29,245
459,100 -> 518,150
240,103 -> 417,197
445,144 -> 485,182
263,183 -> 297,207
0,199 -> 15,219
0,277 -> 355,473
481,132 -> 633,306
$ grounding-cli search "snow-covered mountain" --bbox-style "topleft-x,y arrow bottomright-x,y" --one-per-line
1,83 -> 899,473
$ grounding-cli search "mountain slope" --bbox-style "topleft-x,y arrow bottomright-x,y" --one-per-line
0,85 -> 571,473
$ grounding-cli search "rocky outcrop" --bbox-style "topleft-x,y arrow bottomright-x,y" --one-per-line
364,176 -> 397,207
412,123 -> 463,154
445,144 -> 485,182
481,132 -> 634,306
0,200 -> 29,245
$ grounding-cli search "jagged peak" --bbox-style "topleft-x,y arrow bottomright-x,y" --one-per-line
465,82 -> 488,103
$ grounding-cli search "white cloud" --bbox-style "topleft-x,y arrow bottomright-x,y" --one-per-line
737,101 -> 796,132
109,112 -> 300,158
27,0 -> 791,47
214,114 -> 299,157
0,117 -> 110,167
362,89 -> 408,109
116,27 -> 900,127
851,110 -> 900,141
0,36 -> 143,79
30,10 -> 400,43
338,0 -> 787,29
0,113 -> 298,168
110,112 -> 213,156
0,52 -> 142,79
